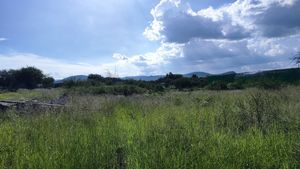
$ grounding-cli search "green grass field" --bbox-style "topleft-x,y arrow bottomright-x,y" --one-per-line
0,87 -> 300,169
0,89 -> 62,101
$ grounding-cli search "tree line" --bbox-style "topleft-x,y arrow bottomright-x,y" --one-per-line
1,66 -> 299,94
0,67 -> 54,90
60,68 -> 300,96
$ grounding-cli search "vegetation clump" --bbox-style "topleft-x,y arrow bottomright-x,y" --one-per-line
0,67 -> 300,168
0,67 -> 54,90
0,87 -> 299,168
59,68 -> 300,95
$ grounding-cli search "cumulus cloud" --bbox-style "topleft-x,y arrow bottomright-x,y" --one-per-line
135,0 -> 300,74
0,53 -> 105,79
144,0 -> 300,42
2,0 -> 298,77
0,43 -> 183,79
144,0 -> 252,43
0,53 -> 145,79
175,37 -> 299,73
112,53 -> 128,61
188,33 -> 298,72
111,43 -> 183,75
254,0 -> 300,37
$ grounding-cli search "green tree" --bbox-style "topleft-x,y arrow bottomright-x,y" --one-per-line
88,74 -> 103,81
0,70 -> 9,88
191,74 -> 198,79
173,78 -> 193,89
14,67 -> 44,89
42,77 -> 55,88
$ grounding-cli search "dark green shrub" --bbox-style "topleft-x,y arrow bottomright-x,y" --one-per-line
174,97 -> 183,106
257,79 -> 282,90
227,82 -> 243,90
173,78 -> 193,89
68,85 -> 147,96
154,85 -> 165,93
87,74 -> 103,81
236,90 -> 281,133
42,77 -> 54,88
206,81 -> 228,90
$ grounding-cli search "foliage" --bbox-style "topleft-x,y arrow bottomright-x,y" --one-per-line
227,82 -> 243,90
1,67 -> 299,94
14,67 -> 44,89
0,87 -> 299,168
87,74 -> 104,81
0,67 -> 54,90
206,81 -> 228,90
0,89 -> 63,101
42,77 -> 55,88
67,85 -> 147,96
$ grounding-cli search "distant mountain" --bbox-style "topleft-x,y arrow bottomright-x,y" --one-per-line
219,71 -> 237,75
59,69 -> 295,83
64,75 -> 88,81
122,75 -> 164,81
55,71 -> 211,83
184,72 -> 210,78
236,71 -> 260,77
55,75 -> 88,84
53,68 -> 300,88
123,72 -> 210,81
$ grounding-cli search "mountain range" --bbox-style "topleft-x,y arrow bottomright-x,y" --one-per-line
54,68 -> 300,84
55,71 -> 212,83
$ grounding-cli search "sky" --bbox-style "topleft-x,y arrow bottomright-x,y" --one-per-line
0,0 -> 299,79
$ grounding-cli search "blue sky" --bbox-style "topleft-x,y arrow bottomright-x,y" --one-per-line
0,0 -> 299,79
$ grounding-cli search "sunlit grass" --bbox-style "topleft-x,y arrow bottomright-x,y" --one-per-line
0,87 -> 299,168
0,89 -> 63,101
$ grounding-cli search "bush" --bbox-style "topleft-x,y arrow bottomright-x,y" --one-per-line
236,90 -> 281,132
227,82 -> 243,90
154,85 -> 165,93
42,77 -> 54,88
68,85 -> 147,96
14,67 -> 44,89
87,74 -> 103,81
0,67 -> 54,90
257,79 -> 282,90
173,78 -> 193,89
206,81 -> 228,90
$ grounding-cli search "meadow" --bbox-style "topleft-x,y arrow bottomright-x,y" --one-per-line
0,87 -> 299,169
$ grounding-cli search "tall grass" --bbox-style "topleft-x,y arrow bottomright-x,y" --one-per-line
0,87 -> 299,168
0,89 -> 63,101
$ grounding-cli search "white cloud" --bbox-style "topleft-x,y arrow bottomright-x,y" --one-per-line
143,19 -> 164,41
144,0 -> 300,42
137,0 -> 300,73
0,53 -> 144,79
112,53 -> 128,60
144,0 -> 252,43
131,42 -> 183,65
0,50 -> 182,79
2,0 -> 299,78
0,53 -> 105,79
0,38 -> 7,42
110,42 -> 183,76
